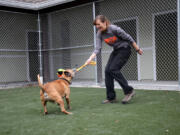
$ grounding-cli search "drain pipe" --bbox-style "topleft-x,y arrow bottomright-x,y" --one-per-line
38,12 -> 43,83
93,2 -> 98,84
178,0 -> 180,90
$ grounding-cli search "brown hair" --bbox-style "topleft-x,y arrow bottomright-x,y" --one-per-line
93,15 -> 111,26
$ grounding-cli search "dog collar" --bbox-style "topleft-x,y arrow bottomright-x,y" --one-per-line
59,78 -> 71,85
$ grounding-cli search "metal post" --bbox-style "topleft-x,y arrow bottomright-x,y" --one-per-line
178,0 -> 180,90
38,12 -> 43,83
93,2 -> 98,84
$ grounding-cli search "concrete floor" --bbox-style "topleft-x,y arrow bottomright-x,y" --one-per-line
71,80 -> 180,91
0,80 -> 179,91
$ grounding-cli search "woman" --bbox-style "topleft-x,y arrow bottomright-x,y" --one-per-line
85,15 -> 143,104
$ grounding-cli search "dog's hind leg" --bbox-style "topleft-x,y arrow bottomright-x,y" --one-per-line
65,96 -> 71,110
65,88 -> 71,110
42,101 -> 48,115
40,90 -> 48,115
55,96 -> 72,115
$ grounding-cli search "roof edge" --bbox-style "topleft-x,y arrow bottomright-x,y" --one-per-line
0,0 -> 74,10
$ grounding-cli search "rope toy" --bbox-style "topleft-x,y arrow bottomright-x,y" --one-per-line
76,61 -> 96,72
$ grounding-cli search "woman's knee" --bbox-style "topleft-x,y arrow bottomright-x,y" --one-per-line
105,67 -> 118,75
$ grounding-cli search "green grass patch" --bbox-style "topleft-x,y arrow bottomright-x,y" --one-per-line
0,87 -> 180,135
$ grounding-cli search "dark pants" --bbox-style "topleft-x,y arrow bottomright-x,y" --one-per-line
105,46 -> 133,100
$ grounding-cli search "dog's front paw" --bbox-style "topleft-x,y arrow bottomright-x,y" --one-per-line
68,112 -> 73,115
65,111 -> 73,115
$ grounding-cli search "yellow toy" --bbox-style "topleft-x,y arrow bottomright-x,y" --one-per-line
76,61 -> 96,72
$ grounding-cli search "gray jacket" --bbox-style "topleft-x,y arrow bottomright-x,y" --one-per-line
93,24 -> 135,54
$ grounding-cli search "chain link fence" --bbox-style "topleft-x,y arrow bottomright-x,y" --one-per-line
0,11 -> 38,87
40,3 -> 95,82
97,0 -> 177,81
0,0 -> 178,88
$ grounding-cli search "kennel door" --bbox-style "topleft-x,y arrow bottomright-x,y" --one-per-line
28,31 -> 40,82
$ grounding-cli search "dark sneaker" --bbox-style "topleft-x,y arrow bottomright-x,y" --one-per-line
102,99 -> 117,104
121,91 -> 135,104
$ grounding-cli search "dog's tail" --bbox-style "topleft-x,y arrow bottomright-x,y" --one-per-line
37,74 -> 45,92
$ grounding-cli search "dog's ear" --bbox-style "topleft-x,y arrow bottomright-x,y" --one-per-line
64,71 -> 71,77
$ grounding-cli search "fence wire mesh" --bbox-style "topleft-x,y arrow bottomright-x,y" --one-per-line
0,0 -> 178,88
97,0 -> 177,81
41,3 -> 95,82
0,11 -> 38,87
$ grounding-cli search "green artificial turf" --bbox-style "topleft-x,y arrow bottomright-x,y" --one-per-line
0,86 -> 180,135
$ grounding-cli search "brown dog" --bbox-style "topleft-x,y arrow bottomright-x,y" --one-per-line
37,69 -> 75,115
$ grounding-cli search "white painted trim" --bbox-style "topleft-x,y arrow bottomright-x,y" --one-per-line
112,16 -> 138,24
0,0 -> 104,11
48,0 -> 104,14
136,17 -> 141,81
38,13 -> 43,77
26,30 -> 30,82
0,49 -> 32,52
152,14 -> 156,81
178,0 -> 180,90
153,10 -> 177,16
93,2 -> 98,84
0,0 -> 74,10
0,44 -> 94,52
52,51 -> 92,56
42,44 -> 94,51
49,2 -> 92,14
71,52 -> 93,56
0,55 -> 26,58
141,47 -> 153,51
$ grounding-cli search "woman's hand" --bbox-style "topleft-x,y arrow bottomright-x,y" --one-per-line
85,58 -> 92,65
132,42 -> 143,55
136,48 -> 143,55
85,53 -> 96,65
